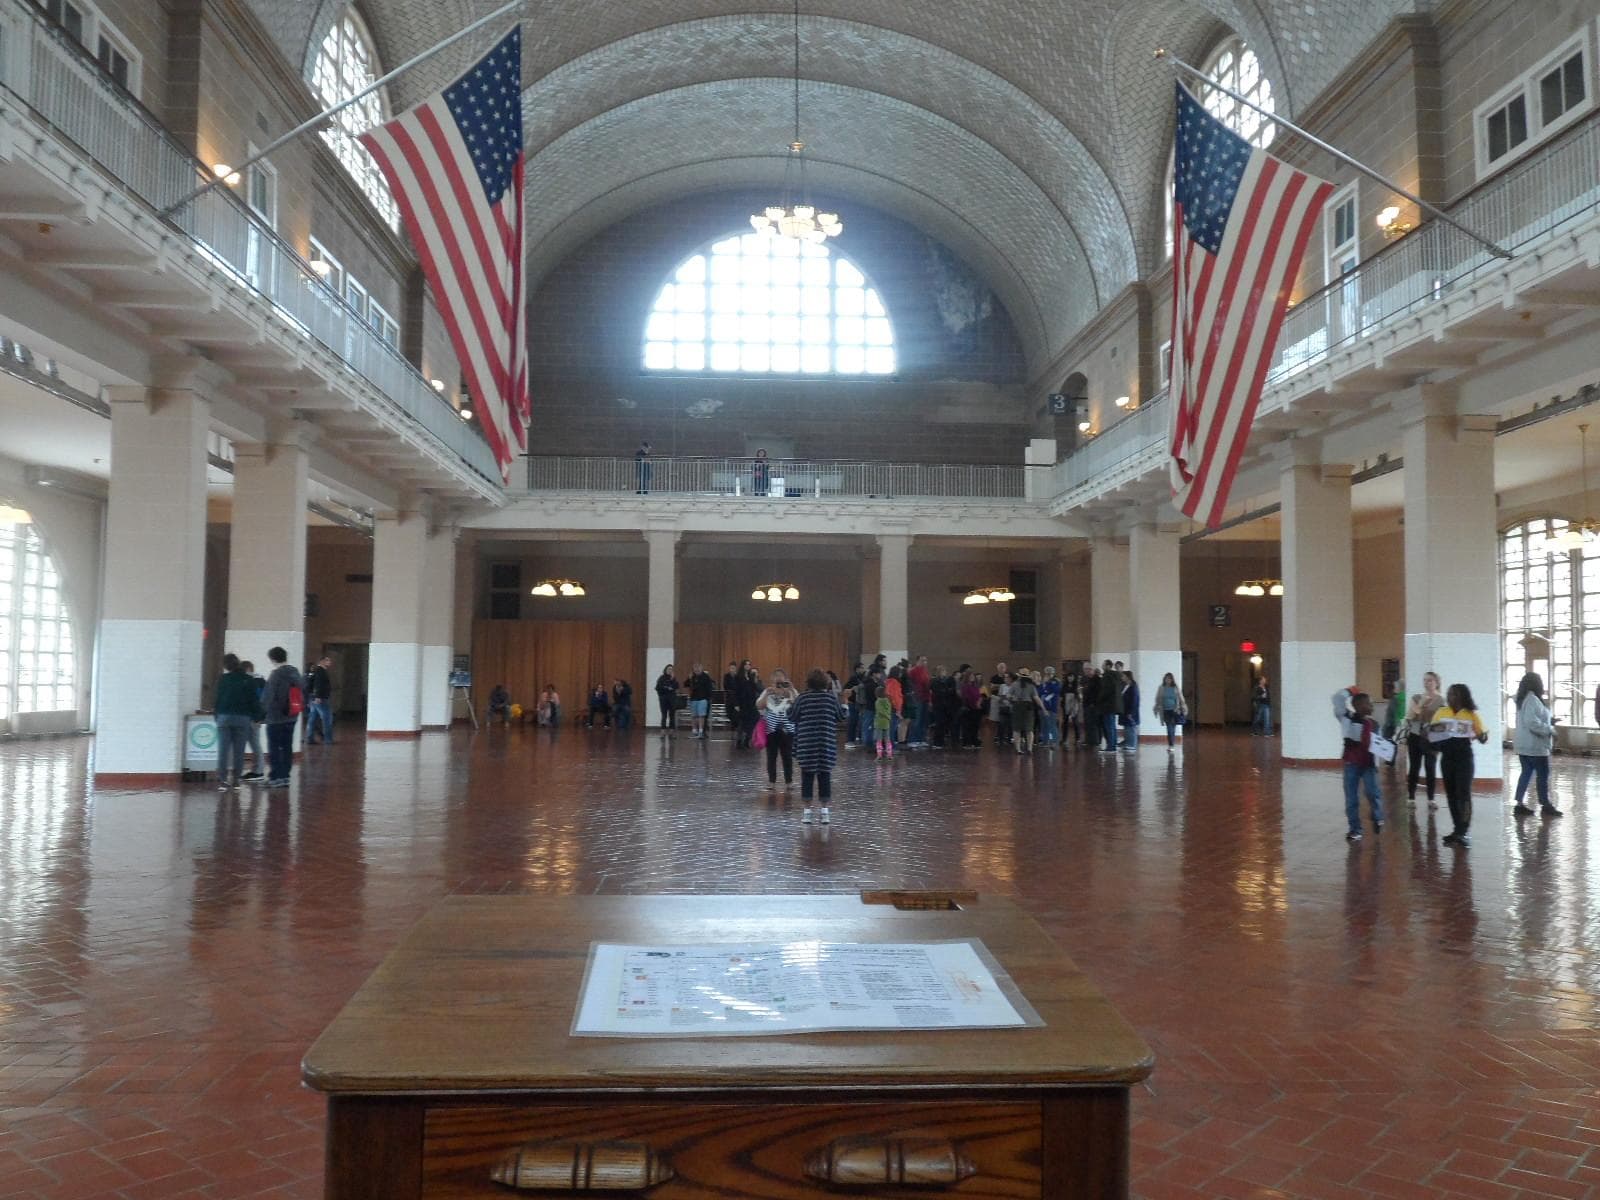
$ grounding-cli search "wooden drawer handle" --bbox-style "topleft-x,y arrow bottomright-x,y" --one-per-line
804,1134 -> 976,1188
491,1140 -> 674,1192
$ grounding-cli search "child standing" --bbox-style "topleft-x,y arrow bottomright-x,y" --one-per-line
1333,687 -> 1383,841
1430,683 -> 1488,846
874,692 -> 893,758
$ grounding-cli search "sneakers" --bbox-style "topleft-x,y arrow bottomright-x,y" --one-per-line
1541,805 -> 1564,817
820,807 -> 830,824
1513,803 -> 1535,816
1373,821 -> 1383,835
875,746 -> 884,759
218,779 -> 233,791
1346,830 -> 1362,842
241,771 -> 263,781
802,808 -> 814,824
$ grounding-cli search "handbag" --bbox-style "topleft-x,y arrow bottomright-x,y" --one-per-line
752,718 -> 768,748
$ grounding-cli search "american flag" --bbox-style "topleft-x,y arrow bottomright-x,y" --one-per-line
359,28 -> 527,484
1167,83 -> 1331,527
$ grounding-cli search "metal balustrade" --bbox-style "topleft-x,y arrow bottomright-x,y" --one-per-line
524,456 -> 1027,500
1053,392 -> 1170,495
0,1 -> 501,486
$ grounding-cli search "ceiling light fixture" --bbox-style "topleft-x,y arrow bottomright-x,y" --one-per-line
1550,423 -> 1599,553
531,578 -> 586,597
212,163 -> 241,187
750,582 -> 801,602
748,0 -> 842,244
962,585 -> 1016,606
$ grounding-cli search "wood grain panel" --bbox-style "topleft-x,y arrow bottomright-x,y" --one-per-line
470,620 -> 646,719
673,622 -> 848,685
422,1101 -> 1042,1198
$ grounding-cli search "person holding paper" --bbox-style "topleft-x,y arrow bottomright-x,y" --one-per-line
1511,672 -> 1561,818
1333,688 -> 1383,842
1429,683 -> 1489,847
1404,672 -> 1444,810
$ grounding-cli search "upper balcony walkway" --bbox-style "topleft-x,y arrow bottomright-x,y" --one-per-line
0,0 -> 500,504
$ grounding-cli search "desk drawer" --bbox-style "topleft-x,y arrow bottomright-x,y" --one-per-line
423,1101 -> 1041,1198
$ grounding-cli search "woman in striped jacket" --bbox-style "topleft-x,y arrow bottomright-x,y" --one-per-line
791,669 -> 845,825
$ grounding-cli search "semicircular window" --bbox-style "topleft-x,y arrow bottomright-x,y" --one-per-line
643,233 -> 896,376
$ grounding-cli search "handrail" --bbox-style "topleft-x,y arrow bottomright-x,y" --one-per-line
522,456 -> 1028,500
0,0 -> 501,487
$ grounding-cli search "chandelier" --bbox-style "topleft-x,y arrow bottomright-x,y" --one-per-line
1549,423 -> 1600,553
530,578 -> 586,597
748,0 -> 842,244
751,583 -> 801,602
962,585 -> 1016,606
1232,578 -> 1284,597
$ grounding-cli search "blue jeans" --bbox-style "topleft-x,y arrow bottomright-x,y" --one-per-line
266,721 -> 295,782
1514,754 -> 1550,808
1039,710 -> 1059,744
909,700 -> 928,743
1343,763 -> 1382,833
216,714 -> 252,780
1253,704 -> 1273,734
858,707 -> 876,745
1102,712 -> 1119,749
615,703 -> 631,731
307,699 -> 333,742
1162,710 -> 1181,746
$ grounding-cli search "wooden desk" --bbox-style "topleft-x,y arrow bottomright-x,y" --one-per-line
303,894 -> 1152,1198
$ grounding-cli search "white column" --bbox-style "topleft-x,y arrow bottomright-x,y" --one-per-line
644,529 -> 679,699
878,533 -> 910,664
1130,523 -> 1182,740
366,507 -> 428,734
419,523 -> 457,729
1280,456 -> 1356,762
1089,536 -> 1130,665
1404,400 -> 1502,779
95,384 -> 211,776
224,435 -> 308,748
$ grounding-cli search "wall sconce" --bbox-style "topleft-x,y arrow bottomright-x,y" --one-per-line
1376,205 -> 1411,240
1075,399 -> 1091,434
308,254 -> 332,279
430,379 -> 446,392
1114,394 -> 1132,409
212,163 -> 241,187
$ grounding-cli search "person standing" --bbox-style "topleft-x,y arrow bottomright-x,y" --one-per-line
1037,666 -> 1062,747
611,678 -> 633,731
959,670 -> 984,748
635,440 -> 652,493
240,660 -> 267,781
723,661 -> 743,745
305,656 -> 334,744
262,646 -> 302,789
843,662 -> 865,746
884,665 -> 906,745
1430,683 -> 1489,847
540,684 -> 561,728
853,667 -> 882,746
908,655 -> 932,747
1252,675 -> 1273,735
1153,671 -> 1186,749
687,663 -> 714,738
1404,672 -> 1444,809
654,664 -> 678,729
873,689 -> 894,758
1062,671 -> 1083,747
213,654 -> 259,790
1099,660 -> 1122,751
756,669 -> 797,787
752,448 -> 771,496
1012,669 -> 1041,754
1512,672 -> 1561,818
1120,670 -> 1141,751
1333,687 -> 1383,841
792,669 -> 842,824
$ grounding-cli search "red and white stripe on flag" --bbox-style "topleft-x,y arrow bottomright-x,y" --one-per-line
359,28 -> 528,485
1167,83 -> 1331,528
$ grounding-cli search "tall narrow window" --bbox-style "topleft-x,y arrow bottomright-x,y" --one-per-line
0,518 -> 78,720
1500,517 -> 1596,729
643,234 -> 896,376
1199,37 -> 1276,149
313,9 -> 399,230
244,150 -> 277,293
1323,184 -> 1359,344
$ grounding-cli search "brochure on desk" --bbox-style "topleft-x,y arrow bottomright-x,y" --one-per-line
571,938 -> 1044,1037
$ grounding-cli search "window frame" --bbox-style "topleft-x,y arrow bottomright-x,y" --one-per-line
1474,29 -> 1593,180
1322,183 -> 1360,344
243,143 -> 277,294
312,8 -> 400,231
0,520 -> 79,721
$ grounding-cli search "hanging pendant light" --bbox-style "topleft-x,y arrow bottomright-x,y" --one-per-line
751,581 -> 801,602
1550,423 -> 1599,553
531,577 -> 586,597
963,585 -> 1015,606
748,0 -> 843,243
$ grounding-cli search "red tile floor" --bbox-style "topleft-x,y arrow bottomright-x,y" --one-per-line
2,726 -> 1598,1199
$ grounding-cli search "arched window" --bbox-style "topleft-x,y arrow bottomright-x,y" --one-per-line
1200,36 -> 1277,150
312,9 -> 399,231
642,234 -> 896,376
0,518 -> 77,720
1499,516 -> 1600,728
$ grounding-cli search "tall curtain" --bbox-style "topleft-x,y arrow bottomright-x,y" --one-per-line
674,622 -> 848,683
470,620 -> 646,714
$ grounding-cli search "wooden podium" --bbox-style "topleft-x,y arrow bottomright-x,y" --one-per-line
303,894 -> 1153,1198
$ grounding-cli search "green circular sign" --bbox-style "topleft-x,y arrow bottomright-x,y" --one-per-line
189,722 -> 218,750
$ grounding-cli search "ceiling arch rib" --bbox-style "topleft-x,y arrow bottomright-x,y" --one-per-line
519,14 -> 1138,305
522,79 -> 1099,367
526,162 -> 1047,364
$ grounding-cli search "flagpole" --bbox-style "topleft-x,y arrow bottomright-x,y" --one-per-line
1154,48 -> 1513,260
161,0 -> 525,216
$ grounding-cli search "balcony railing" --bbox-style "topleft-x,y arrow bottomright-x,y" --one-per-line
1054,392 -> 1169,495
0,0 -> 501,487
524,456 -> 1027,500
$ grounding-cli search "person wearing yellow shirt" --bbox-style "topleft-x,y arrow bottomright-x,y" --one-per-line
1428,683 -> 1489,846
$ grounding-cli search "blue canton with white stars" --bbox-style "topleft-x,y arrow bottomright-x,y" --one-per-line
443,27 -> 523,206
1174,83 -> 1253,257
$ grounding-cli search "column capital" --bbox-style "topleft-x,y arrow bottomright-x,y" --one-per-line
1395,381 -> 1462,428
148,355 -> 233,396
875,531 -> 912,551
642,527 -> 681,547
1271,434 -> 1325,469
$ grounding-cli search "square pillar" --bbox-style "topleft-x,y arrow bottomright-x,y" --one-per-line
1280,459 -> 1356,762
95,385 -> 210,777
1130,523 -> 1182,739
1404,405 -> 1501,779
419,523 -> 457,729
1089,536 -> 1130,664
366,507 -> 428,734
645,529 -> 678,696
224,435 -> 308,743
878,532 -> 910,664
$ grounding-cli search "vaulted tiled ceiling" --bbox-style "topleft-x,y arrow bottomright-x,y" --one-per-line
250,0 -> 1425,370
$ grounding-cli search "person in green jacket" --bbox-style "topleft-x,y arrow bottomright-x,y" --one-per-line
213,653 -> 262,790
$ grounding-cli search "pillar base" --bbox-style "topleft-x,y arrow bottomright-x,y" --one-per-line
1279,640 -> 1356,762
419,644 -> 453,727
367,641 -> 423,732
95,618 -> 204,775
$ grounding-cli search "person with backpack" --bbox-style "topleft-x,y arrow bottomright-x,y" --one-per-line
262,646 -> 303,789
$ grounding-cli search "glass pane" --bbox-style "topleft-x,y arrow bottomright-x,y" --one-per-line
865,317 -> 893,345
865,347 -> 896,374
674,313 -> 705,342
675,256 -> 707,283
836,345 -> 865,373
836,287 -> 865,316
675,286 -> 704,313
771,287 -> 801,315
740,313 -> 769,343
740,343 -> 770,372
711,313 -> 742,342
836,260 -> 864,287
655,284 -> 676,311
800,287 -> 830,315
836,316 -> 865,345
710,343 -> 740,371
771,344 -> 800,373
800,345 -> 830,373
1508,95 -> 1528,147
711,254 -> 741,284
771,314 -> 800,343
646,312 -> 673,341
674,343 -> 705,371
865,290 -> 886,316
643,342 -> 674,369
800,258 -> 830,287
771,258 -> 800,287
800,315 -> 831,344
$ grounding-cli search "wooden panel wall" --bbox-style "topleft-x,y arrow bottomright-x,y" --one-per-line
674,623 -> 849,684
470,620 -> 646,713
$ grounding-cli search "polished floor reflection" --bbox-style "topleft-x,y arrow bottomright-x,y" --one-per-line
2,728 -> 1598,1199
